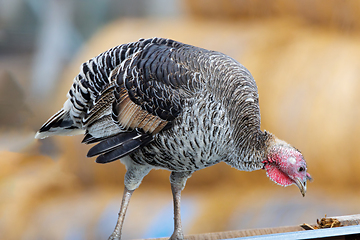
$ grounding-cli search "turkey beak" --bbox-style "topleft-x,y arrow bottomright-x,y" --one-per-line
295,177 -> 307,197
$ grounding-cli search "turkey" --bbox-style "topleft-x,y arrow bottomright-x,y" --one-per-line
35,37 -> 312,240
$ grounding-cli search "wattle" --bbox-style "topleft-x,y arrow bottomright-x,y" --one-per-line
265,164 -> 293,186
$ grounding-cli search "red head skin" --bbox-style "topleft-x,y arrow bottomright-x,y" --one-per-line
262,139 -> 312,196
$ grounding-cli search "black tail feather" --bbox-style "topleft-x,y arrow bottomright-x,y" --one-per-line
95,134 -> 153,163
38,109 -> 69,132
87,131 -> 139,157
86,131 -> 153,163
35,108 -> 81,139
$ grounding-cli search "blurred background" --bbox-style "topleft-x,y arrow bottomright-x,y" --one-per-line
1,0 -> 360,239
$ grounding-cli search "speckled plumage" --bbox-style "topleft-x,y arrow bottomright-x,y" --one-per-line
35,37 -> 310,240
37,37 -> 270,171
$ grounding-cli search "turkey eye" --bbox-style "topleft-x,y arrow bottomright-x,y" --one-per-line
298,167 -> 305,172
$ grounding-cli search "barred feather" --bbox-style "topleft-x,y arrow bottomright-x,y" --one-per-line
36,37 -> 268,170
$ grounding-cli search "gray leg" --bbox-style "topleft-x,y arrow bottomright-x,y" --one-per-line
108,186 -> 134,240
108,159 -> 152,240
169,171 -> 192,240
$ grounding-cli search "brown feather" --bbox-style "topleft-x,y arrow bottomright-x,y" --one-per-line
116,91 -> 168,134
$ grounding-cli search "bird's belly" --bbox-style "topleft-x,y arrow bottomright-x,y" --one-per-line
130,94 -> 233,171
131,137 -> 225,171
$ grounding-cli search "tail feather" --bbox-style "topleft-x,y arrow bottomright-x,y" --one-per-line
35,109 -> 84,139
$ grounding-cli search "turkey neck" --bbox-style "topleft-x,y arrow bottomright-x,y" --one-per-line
196,50 -> 271,170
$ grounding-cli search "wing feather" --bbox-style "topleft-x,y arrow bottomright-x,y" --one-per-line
77,38 -> 204,162
87,131 -> 153,164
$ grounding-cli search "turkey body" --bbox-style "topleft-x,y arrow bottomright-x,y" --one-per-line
35,37 -> 310,240
37,37 -> 267,171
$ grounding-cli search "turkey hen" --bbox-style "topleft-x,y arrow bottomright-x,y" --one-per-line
35,37 -> 312,240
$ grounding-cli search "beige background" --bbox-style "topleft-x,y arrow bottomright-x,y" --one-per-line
1,1 -> 360,239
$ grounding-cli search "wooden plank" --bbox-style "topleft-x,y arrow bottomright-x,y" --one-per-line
332,214 -> 360,226
144,226 -> 304,240
142,214 -> 360,240
237,225 -> 360,240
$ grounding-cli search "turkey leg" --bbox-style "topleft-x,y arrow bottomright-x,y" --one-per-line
169,171 -> 192,240
108,187 -> 134,240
